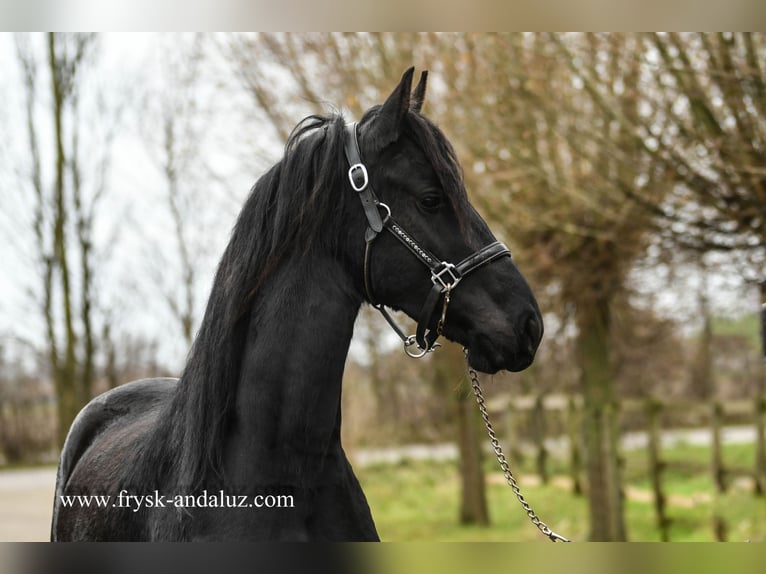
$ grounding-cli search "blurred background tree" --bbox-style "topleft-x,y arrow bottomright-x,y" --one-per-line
13,33 -> 109,446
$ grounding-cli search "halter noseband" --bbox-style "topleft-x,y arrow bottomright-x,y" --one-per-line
344,122 -> 511,357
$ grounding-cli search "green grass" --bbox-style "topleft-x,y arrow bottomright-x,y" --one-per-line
356,442 -> 766,541
358,459 -> 588,541
710,313 -> 762,350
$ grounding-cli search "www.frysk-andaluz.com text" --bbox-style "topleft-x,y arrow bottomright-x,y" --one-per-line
59,490 -> 295,513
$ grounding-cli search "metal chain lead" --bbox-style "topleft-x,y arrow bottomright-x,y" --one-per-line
464,349 -> 571,542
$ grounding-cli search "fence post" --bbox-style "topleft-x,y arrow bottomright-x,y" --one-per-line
760,281 -> 766,361
532,394 -> 548,485
711,401 -> 726,494
505,399 -> 525,468
757,282 -> 766,495
646,397 -> 671,541
755,394 -> 766,496
713,513 -> 728,542
710,401 -> 729,540
567,396 -> 583,495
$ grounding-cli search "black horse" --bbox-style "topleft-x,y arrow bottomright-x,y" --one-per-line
51,68 -> 543,541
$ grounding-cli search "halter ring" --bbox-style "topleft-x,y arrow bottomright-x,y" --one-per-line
377,202 -> 391,224
404,335 -> 440,358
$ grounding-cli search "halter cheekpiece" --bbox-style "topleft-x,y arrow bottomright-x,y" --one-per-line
343,122 -> 511,357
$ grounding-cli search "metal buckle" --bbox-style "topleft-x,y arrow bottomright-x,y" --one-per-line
348,163 -> 369,192
431,262 -> 461,292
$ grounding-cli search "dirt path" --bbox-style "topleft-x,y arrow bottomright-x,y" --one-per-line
0,467 -> 56,542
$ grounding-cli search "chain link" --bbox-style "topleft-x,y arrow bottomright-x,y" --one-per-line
464,349 -> 571,542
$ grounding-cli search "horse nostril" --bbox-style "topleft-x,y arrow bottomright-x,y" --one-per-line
524,313 -> 543,348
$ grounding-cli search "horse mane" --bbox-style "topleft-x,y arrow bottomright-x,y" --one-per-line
134,112 -> 351,490
132,105 -> 472,492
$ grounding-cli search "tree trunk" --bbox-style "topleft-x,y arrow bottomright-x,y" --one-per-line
456,383 -> 490,526
760,282 -> 766,362
690,285 -> 715,400
436,343 -> 489,526
71,112 -> 96,405
18,36 -> 64,441
48,33 -> 80,446
577,297 -> 627,541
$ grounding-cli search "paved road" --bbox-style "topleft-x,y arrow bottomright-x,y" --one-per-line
0,467 -> 56,542
0,425 -> 758,541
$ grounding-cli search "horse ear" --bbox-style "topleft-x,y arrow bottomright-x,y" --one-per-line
411,70 -> 428,113
366,67 -> 415,150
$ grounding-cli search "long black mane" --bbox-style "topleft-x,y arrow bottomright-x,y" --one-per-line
134,113 -> 352,490
131,106 -> 470,491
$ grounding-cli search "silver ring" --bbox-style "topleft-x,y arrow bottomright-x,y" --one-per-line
377,202 -> 391,224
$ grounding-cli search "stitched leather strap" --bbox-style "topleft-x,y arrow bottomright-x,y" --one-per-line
344,123 -> 384,235
384,217 -> 440,270
456,241 -> 510,276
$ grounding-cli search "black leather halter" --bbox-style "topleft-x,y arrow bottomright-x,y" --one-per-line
344,122 -> 511,357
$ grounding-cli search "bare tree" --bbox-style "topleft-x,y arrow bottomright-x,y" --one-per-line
14,32 -> 116,445
539,34 -> 766,535
558,33 -> 766,272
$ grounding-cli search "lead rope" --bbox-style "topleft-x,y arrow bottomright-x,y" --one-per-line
464,349 -> 571,542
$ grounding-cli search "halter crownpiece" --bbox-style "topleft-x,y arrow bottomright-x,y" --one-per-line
343,122 -> 511,357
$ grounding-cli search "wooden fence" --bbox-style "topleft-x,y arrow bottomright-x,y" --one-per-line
489,393 -> 766,541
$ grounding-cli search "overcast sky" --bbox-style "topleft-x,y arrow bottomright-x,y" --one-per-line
0,33 -> 258,372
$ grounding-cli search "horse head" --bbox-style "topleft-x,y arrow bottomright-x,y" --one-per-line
348,68 -> 543,374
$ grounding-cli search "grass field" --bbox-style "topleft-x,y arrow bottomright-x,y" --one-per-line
355,441 -> 766,541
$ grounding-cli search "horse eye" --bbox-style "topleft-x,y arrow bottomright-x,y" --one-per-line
420,194 -> 442,210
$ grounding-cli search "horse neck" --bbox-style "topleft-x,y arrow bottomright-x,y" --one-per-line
224,252 -> 362,484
